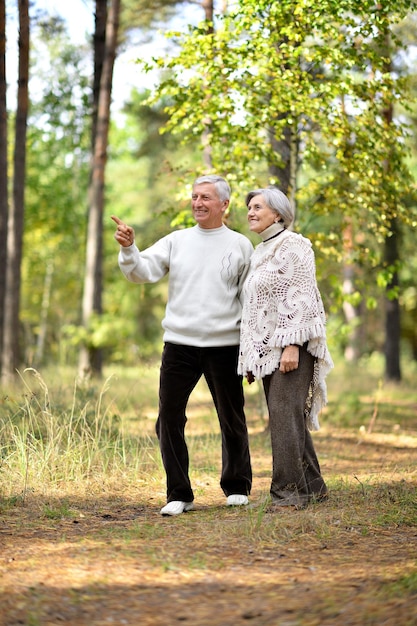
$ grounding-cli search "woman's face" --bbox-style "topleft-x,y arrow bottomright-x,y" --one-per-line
247,194 -> 279,234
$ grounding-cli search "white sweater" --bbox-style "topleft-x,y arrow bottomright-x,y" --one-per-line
118,224 -> 254,347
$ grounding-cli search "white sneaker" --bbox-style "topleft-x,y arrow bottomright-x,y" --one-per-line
226,494 -> 249,506
160,501 -> 194,516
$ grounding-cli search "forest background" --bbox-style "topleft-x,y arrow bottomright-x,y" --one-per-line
1,0 -> 417,383
1,2 -> 417,624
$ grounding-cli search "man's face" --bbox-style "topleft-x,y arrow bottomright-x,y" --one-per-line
191,183 -> 229,229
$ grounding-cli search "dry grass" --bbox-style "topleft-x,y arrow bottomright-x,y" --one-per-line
0,356 -> 416,625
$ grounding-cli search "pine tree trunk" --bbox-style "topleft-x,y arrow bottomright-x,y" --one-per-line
381,39 -> 401,382
1,0 -> 29,383
92,0 -> 107,148
79,0 -> 120,378
384,220 -> 401,381
0,0 -> 8,366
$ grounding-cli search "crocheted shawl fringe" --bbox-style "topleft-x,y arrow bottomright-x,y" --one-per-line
268,324 -> 327,356
239,341 -> 333,384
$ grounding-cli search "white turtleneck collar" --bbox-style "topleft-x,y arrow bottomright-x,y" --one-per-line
260,222 -> 285,242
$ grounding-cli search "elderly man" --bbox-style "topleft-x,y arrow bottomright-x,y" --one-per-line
112,175 -> 253,516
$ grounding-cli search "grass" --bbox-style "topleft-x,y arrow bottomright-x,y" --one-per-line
0,353 -> 416,502
0,367 -> 165,499
0,353 -> 416,624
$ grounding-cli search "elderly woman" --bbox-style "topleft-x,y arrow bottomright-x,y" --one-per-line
238,187 -> 333,509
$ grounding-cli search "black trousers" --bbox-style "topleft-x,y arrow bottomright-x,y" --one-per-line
156,342 -> 252,503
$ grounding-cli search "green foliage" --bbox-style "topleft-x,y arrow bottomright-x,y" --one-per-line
10,2 -> 417,368
20,17 -> 91,364
19,18 -> 201,366
143,0 -> 417,254
141,0 -> 417,359
103,89 -> 203,362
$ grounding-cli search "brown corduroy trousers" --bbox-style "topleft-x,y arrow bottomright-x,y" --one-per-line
262,344 -> 327,507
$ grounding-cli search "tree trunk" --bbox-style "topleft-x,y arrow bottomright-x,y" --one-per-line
341,218 -> 362,361
201,0 -> 213,169
34,259 -> 54,366
384,218 -> 401,381
92,0 -> 107,148
1,0 -> 29,383
267,33 -> 299,201
0,0 -> 8,366
78,0 -> 120,378
381,39 -> 401,382
268,122 -> 298,229
268,123 -> 292,195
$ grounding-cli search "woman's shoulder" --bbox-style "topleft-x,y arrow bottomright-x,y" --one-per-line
252,231 -> 312,268
282,230 -> 312,248
280,232 -> 314,262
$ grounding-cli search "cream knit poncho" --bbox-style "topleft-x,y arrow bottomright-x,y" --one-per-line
238,226 -> 334,430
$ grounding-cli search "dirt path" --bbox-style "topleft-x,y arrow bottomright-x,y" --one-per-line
1,429 -> 416,626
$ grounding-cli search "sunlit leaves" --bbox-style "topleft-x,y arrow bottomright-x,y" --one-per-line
141,0 -> 417,297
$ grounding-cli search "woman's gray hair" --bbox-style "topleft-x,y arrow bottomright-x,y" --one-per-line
245,187 -> 294,228
193,175 -> 231,202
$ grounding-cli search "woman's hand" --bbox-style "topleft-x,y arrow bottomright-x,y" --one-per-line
279,345 -> 299,374
111,215 -> 135,247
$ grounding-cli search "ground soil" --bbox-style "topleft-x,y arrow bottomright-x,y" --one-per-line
1,427 -> 416,626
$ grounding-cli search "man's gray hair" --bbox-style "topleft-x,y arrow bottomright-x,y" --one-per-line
193,175 -> 231,202
245,186 -> 294,228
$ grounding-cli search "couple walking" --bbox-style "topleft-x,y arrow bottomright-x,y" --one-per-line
112,175 -> 333,515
